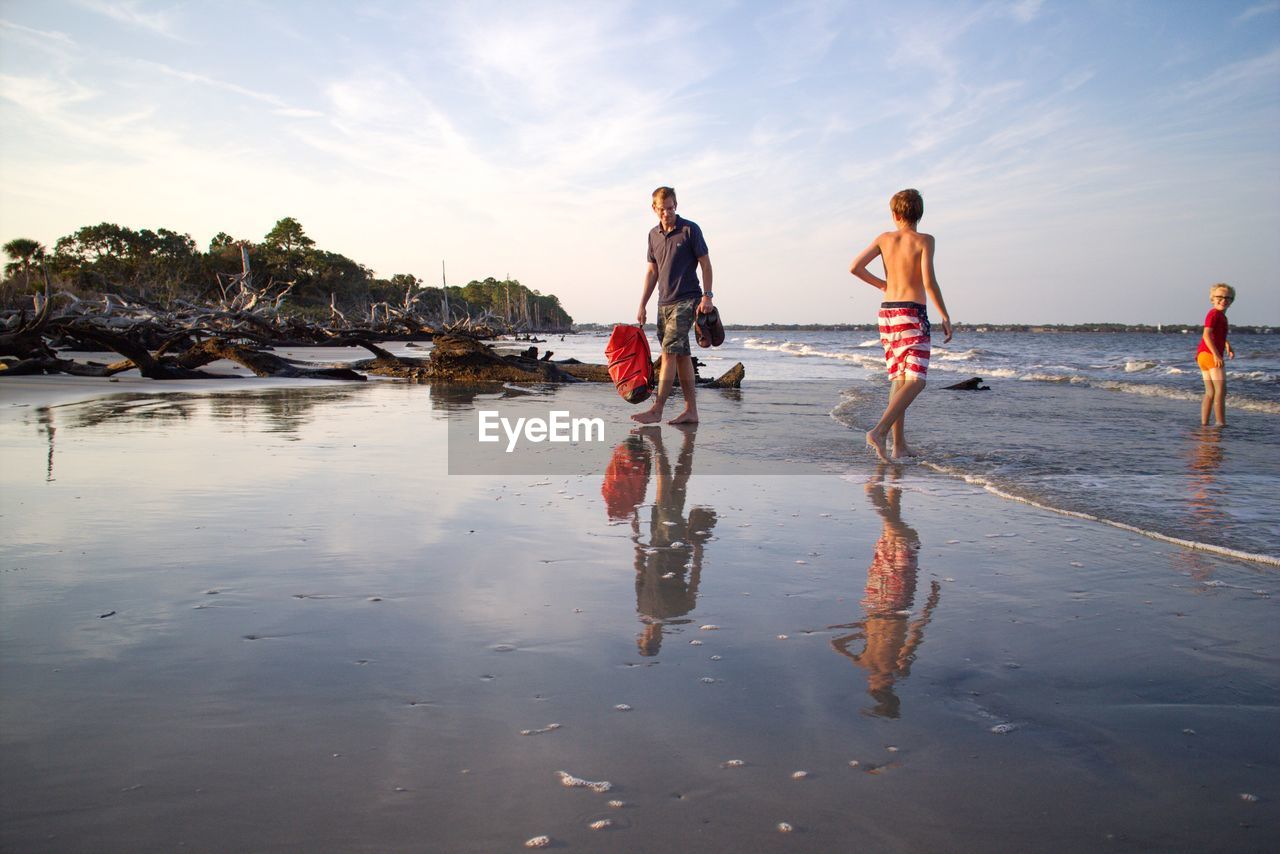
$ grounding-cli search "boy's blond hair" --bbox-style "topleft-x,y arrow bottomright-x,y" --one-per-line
890,189 -> 923,225
1210,282 -> 1236,300
652,186 -> 677,206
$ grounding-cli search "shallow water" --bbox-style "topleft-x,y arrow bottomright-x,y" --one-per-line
541,329 -> 1280,561
2,380 -> 1278,852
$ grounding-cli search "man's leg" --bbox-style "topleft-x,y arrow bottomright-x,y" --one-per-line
633,354 -> 675,424
867,377 -> 925,462
669,355 -> 698,424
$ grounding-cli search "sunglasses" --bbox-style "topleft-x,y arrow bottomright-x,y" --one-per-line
1212,295 -> 1233,303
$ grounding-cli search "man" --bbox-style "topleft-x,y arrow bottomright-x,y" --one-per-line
633,186 -> 714,425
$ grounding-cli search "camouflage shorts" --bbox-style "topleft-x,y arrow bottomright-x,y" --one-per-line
657,298 -> 697,356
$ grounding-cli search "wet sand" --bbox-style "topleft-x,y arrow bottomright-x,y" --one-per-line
1,375 -> 1277,852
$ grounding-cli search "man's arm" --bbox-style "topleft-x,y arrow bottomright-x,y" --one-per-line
637,262 -> 658,324
697,254 -> 713,313
850,239 -> 887,290
921,235 -> 952,343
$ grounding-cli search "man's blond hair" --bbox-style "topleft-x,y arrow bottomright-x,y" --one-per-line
890,188 -> 923,225
652,186 -> 677,207
1210,282 -> 1236,300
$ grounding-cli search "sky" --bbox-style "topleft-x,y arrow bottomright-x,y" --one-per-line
1,0 -> 1278,326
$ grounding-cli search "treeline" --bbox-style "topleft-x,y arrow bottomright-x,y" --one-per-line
1,218 -> 572,330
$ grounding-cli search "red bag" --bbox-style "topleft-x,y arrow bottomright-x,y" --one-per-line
605,324 -> 654,404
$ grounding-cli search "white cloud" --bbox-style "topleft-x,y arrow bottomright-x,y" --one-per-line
0,73 -> 95,115
1170,46 -> 1280,103
1233,1 -> 1280,24
0,18 -> 78,53
74,0 -> 183,39
1008,0 -> 1045,24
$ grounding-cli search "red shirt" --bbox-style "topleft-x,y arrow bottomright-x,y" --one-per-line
1196,308 -> 1228,356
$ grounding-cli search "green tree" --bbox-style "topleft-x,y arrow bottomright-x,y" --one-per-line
3,237 -> 46,287
262,217 -> 315,256
209,232 -> 237,251
51,223 -> 134,289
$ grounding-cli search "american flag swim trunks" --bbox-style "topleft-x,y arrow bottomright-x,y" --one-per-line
878,301 -> 931,381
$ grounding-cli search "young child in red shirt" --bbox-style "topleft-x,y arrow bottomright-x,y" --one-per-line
1196,283 -> 1236,426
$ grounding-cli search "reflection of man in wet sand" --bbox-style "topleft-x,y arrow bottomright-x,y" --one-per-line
830,464 -> 940,718
604,426 -> 716,656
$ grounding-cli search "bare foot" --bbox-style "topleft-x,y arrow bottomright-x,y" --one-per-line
892,444 -> 917,459
631,406 -> 664,424
865,430 -> 890,463
668,409 -> 699,425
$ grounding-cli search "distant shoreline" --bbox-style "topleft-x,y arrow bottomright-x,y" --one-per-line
573,322 -> 1279,334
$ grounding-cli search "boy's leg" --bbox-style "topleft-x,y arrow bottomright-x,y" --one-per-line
1210,368 -> 1227,426
867,378 -> 925,462
1200,372 -> 1214,426
887,379 -> 914,457
669,355 -> 698,424
873,304 -> 931,460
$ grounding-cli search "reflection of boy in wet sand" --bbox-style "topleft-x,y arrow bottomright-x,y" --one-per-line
1184,428 -> 1228,562
830,465 -> 940,718
623,426 -> 716,656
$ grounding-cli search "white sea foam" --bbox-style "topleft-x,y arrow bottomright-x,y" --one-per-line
744,337 -> 881,367
1094,381 -> 1280,413
1228,369 -> 1278,383
921,463 -> 1280,567
1124,360 -> 1158,372
1019,372 -> 1084,383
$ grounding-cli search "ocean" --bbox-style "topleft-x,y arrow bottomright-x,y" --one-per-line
539,327 -> 1280,563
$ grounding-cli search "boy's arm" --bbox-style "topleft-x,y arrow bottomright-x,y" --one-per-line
921,235 -> 952,343
637,262 -> 658,324
850,239 -> 887,290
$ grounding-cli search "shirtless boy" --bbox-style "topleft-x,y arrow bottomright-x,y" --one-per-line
850,189 -> 953,462
633,186 -> 714,425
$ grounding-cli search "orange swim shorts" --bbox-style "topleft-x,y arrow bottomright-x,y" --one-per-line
1196,351 -> 1218,371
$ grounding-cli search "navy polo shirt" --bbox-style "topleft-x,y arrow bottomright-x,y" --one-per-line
647,215 -> 709,306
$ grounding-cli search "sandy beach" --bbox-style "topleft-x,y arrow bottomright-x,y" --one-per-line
2,369 -> 1277,852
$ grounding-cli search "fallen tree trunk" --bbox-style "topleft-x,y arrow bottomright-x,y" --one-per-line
176,338 -> 367,381
57,323 -> 227,380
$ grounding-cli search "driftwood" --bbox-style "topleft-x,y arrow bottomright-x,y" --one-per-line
943,377 -> 990,390
2,274 -> 746,388
176,338 -> 366,381
702,361 -> 744,389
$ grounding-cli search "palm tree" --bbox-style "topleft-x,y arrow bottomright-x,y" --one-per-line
3,238 -> 47,288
